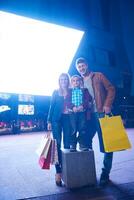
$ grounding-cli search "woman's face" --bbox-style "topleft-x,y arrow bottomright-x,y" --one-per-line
59,75 -> 69,89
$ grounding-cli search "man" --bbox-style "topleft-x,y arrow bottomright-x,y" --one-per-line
75,57 -> 115,186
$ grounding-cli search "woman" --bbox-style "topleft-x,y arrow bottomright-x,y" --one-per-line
47,73 -> 71,186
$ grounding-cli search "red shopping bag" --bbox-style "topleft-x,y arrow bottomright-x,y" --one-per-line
38,140 -> 52,169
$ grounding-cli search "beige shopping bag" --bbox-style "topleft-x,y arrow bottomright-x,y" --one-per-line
50,139 -> 59,165
36,136 -> 52,158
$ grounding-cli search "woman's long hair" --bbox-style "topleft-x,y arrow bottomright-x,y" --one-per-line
58,73 -> 70,96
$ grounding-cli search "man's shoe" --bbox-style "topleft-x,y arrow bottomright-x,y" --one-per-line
99,173 -> 110,186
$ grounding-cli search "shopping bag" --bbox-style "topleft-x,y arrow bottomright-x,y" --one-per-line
50,139 -> 59,165
99,115 -> 131,152
39,140 -> 52,169
36,136 -> 52,158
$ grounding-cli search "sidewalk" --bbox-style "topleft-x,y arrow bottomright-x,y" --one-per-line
0,129 -> 133,200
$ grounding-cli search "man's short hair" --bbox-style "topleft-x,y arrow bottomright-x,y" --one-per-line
75,57 -> 87,67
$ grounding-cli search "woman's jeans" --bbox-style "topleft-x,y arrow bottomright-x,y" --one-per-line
52,114 -> 71,173
86,112 -> 113,176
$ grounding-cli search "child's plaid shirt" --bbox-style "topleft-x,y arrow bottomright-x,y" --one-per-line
71,88 -> 83,107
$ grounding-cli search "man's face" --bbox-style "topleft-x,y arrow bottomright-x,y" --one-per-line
76,62 -> 88,76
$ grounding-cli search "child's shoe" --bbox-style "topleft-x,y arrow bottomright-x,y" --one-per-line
79,144 -> 89,151
70,145 -> 77,152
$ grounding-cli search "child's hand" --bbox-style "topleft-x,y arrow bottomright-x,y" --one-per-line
77,105 -> 83,112
73,106 -> 78,113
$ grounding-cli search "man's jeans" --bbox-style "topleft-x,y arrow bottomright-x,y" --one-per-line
87,112 -> 113,176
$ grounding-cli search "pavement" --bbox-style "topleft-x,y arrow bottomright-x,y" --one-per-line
0,129 -> 133,200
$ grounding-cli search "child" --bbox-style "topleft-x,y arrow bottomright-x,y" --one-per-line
69,75 -> 92,151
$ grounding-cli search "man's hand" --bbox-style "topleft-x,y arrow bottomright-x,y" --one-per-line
103,106 -> 111,114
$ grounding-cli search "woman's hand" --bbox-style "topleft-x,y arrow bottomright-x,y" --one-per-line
47,122 -> 52,131
45,131 -> 51,138
46,122 -> 52,138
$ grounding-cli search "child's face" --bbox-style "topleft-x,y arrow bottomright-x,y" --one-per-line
71,77 -> 81,88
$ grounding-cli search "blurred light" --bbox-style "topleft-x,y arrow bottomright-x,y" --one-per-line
0,11 -> 84,96
0,105 -> 11,113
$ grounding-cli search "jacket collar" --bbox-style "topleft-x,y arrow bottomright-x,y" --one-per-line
83,71 -> 95,79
